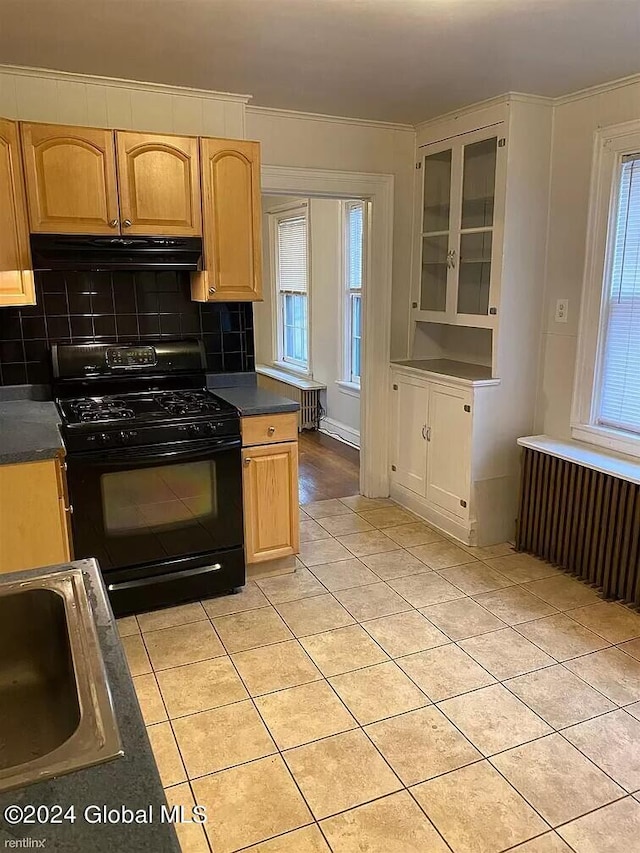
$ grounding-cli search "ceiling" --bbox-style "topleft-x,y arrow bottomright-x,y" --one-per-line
2,0 -> 639,124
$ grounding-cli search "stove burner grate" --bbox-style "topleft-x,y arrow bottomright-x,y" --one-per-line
158,391 -> 222,416
69,398 -> 136,423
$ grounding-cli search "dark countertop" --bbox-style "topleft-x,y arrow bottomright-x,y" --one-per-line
0,559 -> 180,853
0,399 -> 64,464
208,373 -> 300,416
0,375 -> 300,463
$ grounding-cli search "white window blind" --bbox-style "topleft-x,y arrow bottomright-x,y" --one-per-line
277,216 -> 308,294
344,201 -> 364,384
346,203 -> 363,290
597,153 -> 640,434
276,213 -> 309,367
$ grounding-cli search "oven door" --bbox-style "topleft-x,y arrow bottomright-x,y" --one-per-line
66,438 -> 243,576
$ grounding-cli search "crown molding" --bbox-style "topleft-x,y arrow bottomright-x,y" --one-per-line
246,104 -> 414,134
553,72 -> 640,106
0,64 -> 252,104
414,92 -> 554,133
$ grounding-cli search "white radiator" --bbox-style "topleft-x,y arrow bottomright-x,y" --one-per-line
256,373 -> 322,430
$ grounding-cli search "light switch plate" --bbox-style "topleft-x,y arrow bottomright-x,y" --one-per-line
555,299 -> 569,323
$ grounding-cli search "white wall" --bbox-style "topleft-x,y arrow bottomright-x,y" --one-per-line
0,65 -> 246,140
246,107 -> 416,361
310,198 -> 360,441
255,195 -> 361,442
536,79 -> 640,438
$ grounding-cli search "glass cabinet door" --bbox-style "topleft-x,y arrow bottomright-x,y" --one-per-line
420,149 -> 452,312
457,137 -> 497,315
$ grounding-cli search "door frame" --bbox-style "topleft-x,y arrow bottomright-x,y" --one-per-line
261,165 -> 394,498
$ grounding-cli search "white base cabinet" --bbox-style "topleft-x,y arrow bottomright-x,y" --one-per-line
426,383 -> 472,519
389,363 -> 516,547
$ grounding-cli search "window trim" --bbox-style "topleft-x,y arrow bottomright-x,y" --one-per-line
571,119 -> 640,459
341,200 -> 365,389
268,202 -> 311,376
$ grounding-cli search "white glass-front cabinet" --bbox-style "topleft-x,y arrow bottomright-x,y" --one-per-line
415,126 -> 506,328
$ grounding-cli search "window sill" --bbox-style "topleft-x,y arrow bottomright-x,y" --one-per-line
273,360 -> 312,379
335,380 -> 361,398
571,423 -> 640,461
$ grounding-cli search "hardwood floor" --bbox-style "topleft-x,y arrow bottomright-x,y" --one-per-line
298,430 -> 360,503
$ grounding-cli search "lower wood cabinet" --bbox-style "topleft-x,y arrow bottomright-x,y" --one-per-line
0,456 -> 72,574
241,411 -> 300,565
242,441 -> 299,564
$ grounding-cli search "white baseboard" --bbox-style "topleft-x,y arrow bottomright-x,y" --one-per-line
319,417 -> 360,449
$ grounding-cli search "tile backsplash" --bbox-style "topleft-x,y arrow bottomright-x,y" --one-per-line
0,271 -> 255,385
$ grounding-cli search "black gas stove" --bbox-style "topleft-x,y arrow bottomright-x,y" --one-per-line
53,339 -> 245,616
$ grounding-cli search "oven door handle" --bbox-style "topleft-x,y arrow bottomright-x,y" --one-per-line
107,562 -> 224,593
71,437 -> 241,467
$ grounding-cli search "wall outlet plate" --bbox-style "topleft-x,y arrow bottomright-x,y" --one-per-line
555,298 -> 569,323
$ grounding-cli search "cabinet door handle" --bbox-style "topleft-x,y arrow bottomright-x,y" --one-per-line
422,425 -> 431,441
268,426 -> 276,435
123,219 -> 132,227
208,286 -> 216,295
64,503 -> 74,514
109,219 -> 118,228
447,249 -> 457,269
243,457 -> 252,466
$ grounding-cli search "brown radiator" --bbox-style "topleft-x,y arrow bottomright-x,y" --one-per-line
516,446 -> 640,605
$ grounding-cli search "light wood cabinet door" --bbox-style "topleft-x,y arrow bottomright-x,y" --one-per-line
426,384 -> 472,518
116,132 -> 201,236
242,441 -> 299,564
0,119 -> 35,307
0,458 -> 71,574
194,138 -> 262,302
21,123 -> 119,234
390,373 -> 429,497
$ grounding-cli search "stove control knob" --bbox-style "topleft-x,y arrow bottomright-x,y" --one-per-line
97,433 -> 111,446
118,430 -> 132,444
188,423 -> 202,437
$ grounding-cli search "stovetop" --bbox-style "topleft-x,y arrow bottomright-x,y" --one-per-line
51,339 -> 242,454
57,388 -> 241,454
59,389 -> 232,426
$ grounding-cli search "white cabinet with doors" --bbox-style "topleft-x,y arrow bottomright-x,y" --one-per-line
389,362 -> 509,547
393,97 -> 554,546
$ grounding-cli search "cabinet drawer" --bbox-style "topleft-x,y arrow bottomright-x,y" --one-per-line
241,413 -> 298,447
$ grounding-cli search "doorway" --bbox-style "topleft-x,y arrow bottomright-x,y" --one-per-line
257,165 -> 394,502
254,192 -> 365,501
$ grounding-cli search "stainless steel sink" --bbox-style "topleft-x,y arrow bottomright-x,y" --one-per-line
0,568 -> 122,793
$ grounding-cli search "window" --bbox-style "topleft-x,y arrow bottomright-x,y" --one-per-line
597,154 -> 640,434
572,122 -> 640,457
343,200 -> 365,386
274,209 -> 309,370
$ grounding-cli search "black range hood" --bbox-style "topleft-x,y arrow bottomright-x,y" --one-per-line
30,234 -> 203,272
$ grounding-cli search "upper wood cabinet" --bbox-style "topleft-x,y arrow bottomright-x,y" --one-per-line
0,119 -> 35,306
21,123 -> 119,234
193,138 -> 262,302
116,132 -> 201,236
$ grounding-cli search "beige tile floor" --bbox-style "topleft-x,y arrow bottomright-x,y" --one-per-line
118,496 -> 640,853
